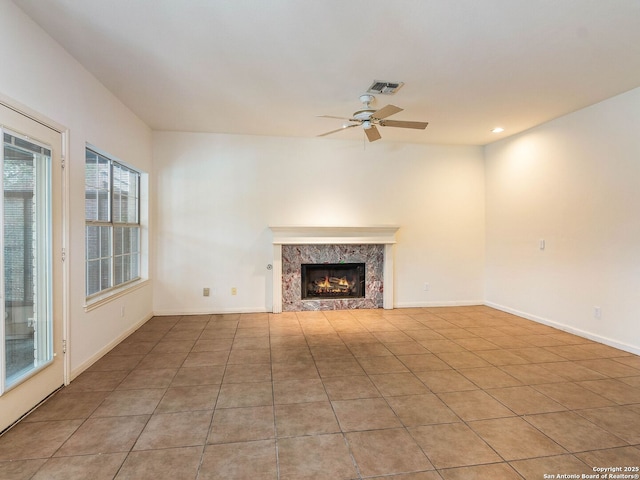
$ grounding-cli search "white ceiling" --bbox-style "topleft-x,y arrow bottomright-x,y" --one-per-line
13,0 -> 640,145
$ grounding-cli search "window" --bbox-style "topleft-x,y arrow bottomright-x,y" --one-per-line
85,147 -> 140,297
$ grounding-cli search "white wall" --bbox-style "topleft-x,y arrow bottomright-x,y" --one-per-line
153,132 -> 485,314
0,1 -> 154,377
485,87 -> 640,354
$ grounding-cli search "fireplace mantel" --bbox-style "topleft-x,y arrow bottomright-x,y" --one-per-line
270,226 -> 399,245
269,226 -> 399,313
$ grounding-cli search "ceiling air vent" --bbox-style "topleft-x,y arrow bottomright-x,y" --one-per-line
366,80 -> 404,95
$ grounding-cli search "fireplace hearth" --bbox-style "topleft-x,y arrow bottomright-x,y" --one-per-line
301,263 -> 365,300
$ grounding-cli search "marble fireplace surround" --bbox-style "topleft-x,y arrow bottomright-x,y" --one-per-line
269,226 -> 399,313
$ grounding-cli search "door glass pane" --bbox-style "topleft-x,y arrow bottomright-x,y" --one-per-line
3,132 -> 53,388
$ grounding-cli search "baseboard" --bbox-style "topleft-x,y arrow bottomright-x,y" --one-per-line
395,300 -> 484,308
485,301 -> 640,356
69,312 -> 154,381
153,307 -> 269,316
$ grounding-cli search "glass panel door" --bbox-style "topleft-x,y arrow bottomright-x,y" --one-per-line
2,131 -> 53,390
0,102 -> 64,432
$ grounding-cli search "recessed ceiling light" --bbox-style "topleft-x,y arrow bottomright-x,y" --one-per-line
491,127 -> 505,133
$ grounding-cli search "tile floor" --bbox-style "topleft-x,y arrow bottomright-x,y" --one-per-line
1,306 -> 640,479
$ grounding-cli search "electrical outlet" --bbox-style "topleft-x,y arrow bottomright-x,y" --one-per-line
231,287 -> 237,296
203,287 -> 210,297
423,282 -> 430,292
594,306 -> 602,319
120,306 -> 125,317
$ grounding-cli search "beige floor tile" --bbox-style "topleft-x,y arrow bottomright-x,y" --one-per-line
436,351 -> 491,369
0,459 -> 46,480
277,434 -> 357,480
117,368 -> 177,390
150,340 -> 195,354
369,472 -> 443,480
576,358 -> 640,377
409,423 -> 501,469
499,363 -> 566,385
155,384 -> 219,413
115,447 -> 200,480
510,454 -> 592,479
438,390 -> 515,421
418,339 -> 465,353
397,354 -> 450,372
135,352 -> 188,370
33,453 -> 127,480
64,370 -> 129,392
414,369 -> 477,393
469,416 -> 566,460
577,378 -> 640,404
385,342 -> 430,355
358,356 -> 410,374
575,446 -> 640,469
232,336 -> 270,349
223,363 -> 272,383
332,397 -> 402,431
92,388 -> 165,417
453,338 -> 500,351
349,342 -> 394,357
273,378 -> 328,404
576,405 -> 640,443
191,337 -> 233,352
208,405 -> 275,443
217,381 -> 273,408
56,416 -> 148,456
533,382 -> 614,409
200,440 -> 277,480
347,428 -> 433,477
524,411 -> 627,452
275,401 -> 340,437
458,366 -> 522,389
386,394 -> 459,426
88,353 -> 145,371
270,347 -> 315,364
314,357 -> 365,377
272,360 -> 320,380
540,361 -> 607,381
24,390 -> 108,422
438,462 -> 522,480
486,385 -> 566,415
182,350 -> 230,367
310,344 -> 353,358
508,346 -> 566,363
226,347 -> 271,365
473,349 -> 529,366
170,366 -> 224,386
0,419 -> 83,460
369,373 -> 431,396
322,375 -> 381,400
133,411 -> 212,450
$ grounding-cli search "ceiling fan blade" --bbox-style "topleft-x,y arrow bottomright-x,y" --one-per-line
317,115 -> 355,121
380,119 -> 429,130
365,125 -> 382,142
371,104 -> 403,120
318,124 -> 358,137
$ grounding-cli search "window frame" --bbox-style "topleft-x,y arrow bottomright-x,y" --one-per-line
85,146 -> 141,300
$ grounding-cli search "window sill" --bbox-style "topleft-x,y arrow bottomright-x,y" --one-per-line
84,278 -> 150,312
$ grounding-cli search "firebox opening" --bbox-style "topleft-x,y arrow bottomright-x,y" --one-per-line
301,263 -> 365,300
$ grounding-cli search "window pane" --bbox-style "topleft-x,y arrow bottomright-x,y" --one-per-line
85,147 -> 141,297
86,225 -> 99,260
87,259 -> 100,296
100,258 -> 111,291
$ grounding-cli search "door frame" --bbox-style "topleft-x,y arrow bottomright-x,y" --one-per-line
0,93 -> 70,401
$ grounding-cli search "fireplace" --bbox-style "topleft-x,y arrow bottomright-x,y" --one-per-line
301,263 -> 365,300
269,226 -> 399,312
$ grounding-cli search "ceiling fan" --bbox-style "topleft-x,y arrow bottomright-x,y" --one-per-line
318,94 -> 429,142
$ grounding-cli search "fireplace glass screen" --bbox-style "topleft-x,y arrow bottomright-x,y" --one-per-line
301,263 -> 365,300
